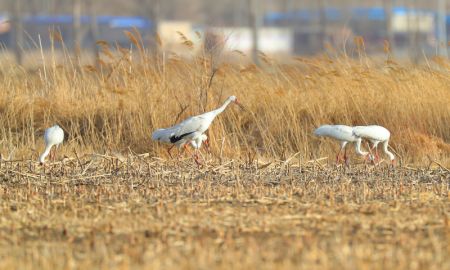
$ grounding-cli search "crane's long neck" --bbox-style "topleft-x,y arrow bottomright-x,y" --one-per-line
39,143 -> 53,163
211,99 -> 233,117
354,138 -> 369,156
382,140 -> 395,161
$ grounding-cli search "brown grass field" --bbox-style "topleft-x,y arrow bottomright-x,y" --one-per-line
0,34 -> 449,269
0,158 -> 448,269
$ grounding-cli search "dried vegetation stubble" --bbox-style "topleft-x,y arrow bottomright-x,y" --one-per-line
0,156 -> 448,269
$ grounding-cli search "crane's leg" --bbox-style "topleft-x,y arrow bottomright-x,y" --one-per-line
343,145 -> 350,166
177,144 -> 189,161
181,144 -> 192,158
50,147 -> 55,162
176,145 -> 183,161
167,145 -> 175,159
374,146 -> 380,163
193,150 -> 203,167
185,144 -> 192,155
363,141 -> 372,164
365,142 -> 377,165
204,139 -> 211,155
56,145 -> 60,161
194,146 -> 204,160
336,142 -> 347,164
335,149 -> 342,164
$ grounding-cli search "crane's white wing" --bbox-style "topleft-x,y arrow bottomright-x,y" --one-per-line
44,128 -> 52,145
314,125 -> 356,142
44,125 -> 64,145
174,114 -> 213,137
353,125 -> 390,141
152,119 -> 205,145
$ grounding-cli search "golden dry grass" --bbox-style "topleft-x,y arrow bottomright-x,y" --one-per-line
0,40 -> 448,166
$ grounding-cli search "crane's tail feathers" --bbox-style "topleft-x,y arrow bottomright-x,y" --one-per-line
314,125 -> 334,137
151,128 -> 173,141
313,127 -> 326,136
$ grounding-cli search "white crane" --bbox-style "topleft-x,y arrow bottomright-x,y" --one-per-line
39,125 -> 64,164
152,95 -> 242,162
314,124 -> 368,164
352,125 -> 395,164
151,126 -> 195,158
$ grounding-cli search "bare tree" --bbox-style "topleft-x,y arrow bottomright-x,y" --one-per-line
249,0 -> 261,65
318,0 -> 327,50
12,0 -> 24,64
383,0 -> 395,54
407,0 -> 419,62
73,0 -> 82,58
437,0 -> 448,57
86,1 -> 99,65
149,0 -> 161,52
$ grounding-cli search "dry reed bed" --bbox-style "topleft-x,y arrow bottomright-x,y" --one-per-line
0,157 -> 448,269
0,41 -> 449,165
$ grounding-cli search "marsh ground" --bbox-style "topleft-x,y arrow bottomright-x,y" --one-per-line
0,156 -> 448,269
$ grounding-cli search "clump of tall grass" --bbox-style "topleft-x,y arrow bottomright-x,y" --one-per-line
0,31 -> 448,165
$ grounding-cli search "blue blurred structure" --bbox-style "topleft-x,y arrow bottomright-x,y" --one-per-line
0,7 -> 448,57
265,8 -> 341,25
1,14 -> 154,49
265,6 -> 447,55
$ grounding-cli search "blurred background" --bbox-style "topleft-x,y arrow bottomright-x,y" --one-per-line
0,0 -> 448,64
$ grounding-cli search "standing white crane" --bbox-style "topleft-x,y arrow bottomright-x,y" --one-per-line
314,124 -> 368,164
352,125 -> 395,164
39,125 -> 64,164
152,95 -> 243,162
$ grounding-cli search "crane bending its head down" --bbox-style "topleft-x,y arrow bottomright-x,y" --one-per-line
152,95 -> 242,160
39,125 -> 64,164
314,124 -> 368,164
352,125 -> 395,164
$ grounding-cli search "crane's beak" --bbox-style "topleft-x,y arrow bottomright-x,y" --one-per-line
234,99 -> 246,111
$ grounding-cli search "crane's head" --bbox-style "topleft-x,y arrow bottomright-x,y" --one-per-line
228,95 -> 237,102
229,95 -> 245,110
391,159 -> 396,166
388,152 -> 396,163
